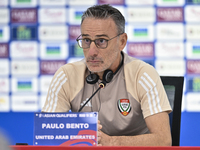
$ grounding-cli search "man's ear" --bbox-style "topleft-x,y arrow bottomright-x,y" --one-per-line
119,33 -> 128,51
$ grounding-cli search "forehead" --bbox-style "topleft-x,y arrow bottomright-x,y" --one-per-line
81,18 -> 118,36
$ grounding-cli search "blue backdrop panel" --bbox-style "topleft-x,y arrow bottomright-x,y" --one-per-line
0,112 -> 34,145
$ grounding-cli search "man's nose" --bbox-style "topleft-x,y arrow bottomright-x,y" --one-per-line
88,41 -> 98,56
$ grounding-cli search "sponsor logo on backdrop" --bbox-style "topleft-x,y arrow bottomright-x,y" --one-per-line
69,8 -> 84,24
12,78 -> 38,93
192,46 -> 200,55
156,23 -> 184,40
0,30 -> 2,38
0,43 -> 9,58
157,7 -> 183,22
69,0 -> 96,5
11,8 -> 37,23
0,78 -> 9,93
155,59 -> 185,76
186,25 -> 200,40
40,76 -> 53,93
0,59 -> 9,75
127,43 -> 154,57
125,0 -> 154,5
40,43 -> 68,59
75,11 -> 83,20
98,0 -> 124,5
186,0 -> 200,4
40,60 -> 66,75
69,26 -> 81,40
0,95 -> 9,112
18,81 -> 32,90
11,60 -> 39,75
187,60 -> 200,74
39,8 -> 66,23
39,0 -> 66,6
186,93 -> 200,112
0,0 -> 8,6
188,77 -> 200,92
11,0 -> 37,7
0,26 -> 9,42
74,44 -> 84,57
69,43 -> 84,57
157,0 -> 185,6
11,95 -> 38,112
10,42 -> 38,58
11,26 -> 37,40
127,7 -> 155,23
186,42 -> 200,59
127,25 -> 154,42
46,46 -> 61,55
0,9 -> 9,23
39,26 -> 67,41
155,42 -> 184,58
134,28 -> 148,37
185,6 -> 200,22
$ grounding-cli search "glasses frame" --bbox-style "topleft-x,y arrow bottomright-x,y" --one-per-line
76,33 -> 123,49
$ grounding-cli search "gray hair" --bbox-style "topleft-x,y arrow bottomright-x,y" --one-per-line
81,4 -> 125,34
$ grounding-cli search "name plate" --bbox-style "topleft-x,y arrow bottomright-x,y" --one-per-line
33,112 -> 98,146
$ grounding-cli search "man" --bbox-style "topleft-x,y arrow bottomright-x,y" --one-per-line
42,4 -> 172,146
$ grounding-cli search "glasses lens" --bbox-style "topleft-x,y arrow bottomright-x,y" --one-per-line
82,39 -> 91,48
95,39 -> 108,48
77,40 -> 82,48
77,38 -> 108,49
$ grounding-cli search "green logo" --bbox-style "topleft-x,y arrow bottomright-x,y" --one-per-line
46,47 -> 61,56
17,81 -> 32,91
133,29 -> 148,37
193,78 -> 200,91
193,46 -> 200,54
74,44 -> 84,57
17,0 -> 31,3
0,30 -> 3,38
163,0 -> 178,2
17,26 -> 31,40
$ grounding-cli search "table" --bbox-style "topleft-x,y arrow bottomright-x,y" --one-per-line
11,146 -> 200,150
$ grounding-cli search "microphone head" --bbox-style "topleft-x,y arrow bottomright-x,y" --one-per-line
99,81 -> 106,88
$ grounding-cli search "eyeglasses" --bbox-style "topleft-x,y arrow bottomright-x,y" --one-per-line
76,33 -> 123,49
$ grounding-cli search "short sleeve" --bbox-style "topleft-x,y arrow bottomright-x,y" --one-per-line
136,64 -> 172,118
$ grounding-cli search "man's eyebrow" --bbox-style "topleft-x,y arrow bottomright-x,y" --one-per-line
96,34 -> 109,38
81,34 -> 109,38
81,34 -> 89,37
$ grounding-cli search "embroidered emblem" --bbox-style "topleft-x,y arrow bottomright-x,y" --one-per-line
118,99 -> 131,116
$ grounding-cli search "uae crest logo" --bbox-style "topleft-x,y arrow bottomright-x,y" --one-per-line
117,99 -> 131,116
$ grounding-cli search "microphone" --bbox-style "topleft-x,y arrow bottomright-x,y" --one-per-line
78,81 -> 106,112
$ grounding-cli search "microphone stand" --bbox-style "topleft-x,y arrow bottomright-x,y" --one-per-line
78,82 -> 106,112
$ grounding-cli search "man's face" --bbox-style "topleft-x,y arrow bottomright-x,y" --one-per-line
80,18 -> 122,73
